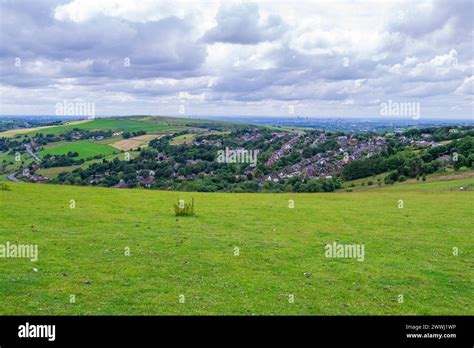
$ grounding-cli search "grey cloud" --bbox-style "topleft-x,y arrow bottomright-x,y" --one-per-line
204,2 -> 286,44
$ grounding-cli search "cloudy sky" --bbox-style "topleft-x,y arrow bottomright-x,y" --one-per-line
0,0 -> 473,118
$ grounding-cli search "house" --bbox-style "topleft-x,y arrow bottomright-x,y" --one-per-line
436,155 -> 451,166
156,153 -> 168,161
337,136 -> 347,145
113,179 -> 128,188
140,176 -> 155,188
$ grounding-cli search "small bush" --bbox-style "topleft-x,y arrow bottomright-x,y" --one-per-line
367,180 -> 373,186
398,176 -> 407,182
174,198 -> 195,216
0,183 -> 11,191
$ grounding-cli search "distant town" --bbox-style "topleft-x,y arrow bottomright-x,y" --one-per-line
1,116 -> 472,192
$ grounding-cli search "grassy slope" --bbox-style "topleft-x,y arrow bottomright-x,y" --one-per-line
0,180 -> 472,315
343,170 -> 474,192
38,140 -> 117,160
0,151 -> 34,173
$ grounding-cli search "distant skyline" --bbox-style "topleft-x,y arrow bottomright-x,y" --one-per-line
0,0 -> 473,119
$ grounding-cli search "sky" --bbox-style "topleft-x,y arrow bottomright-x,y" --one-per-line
0,0 -> 473,119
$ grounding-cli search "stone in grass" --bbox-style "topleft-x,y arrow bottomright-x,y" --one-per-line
32,268 -> 38,272
304,272 -> 312,278
83,280 -> 92,285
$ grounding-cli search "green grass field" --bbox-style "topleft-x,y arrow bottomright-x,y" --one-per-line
38,140 -> 117,160
0,178 -> 472,315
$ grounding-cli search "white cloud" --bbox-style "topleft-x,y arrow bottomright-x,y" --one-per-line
456,76 -> 474,95
0,0 -> 471,118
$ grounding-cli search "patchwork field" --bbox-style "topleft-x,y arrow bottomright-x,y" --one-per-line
110,134 -> 164,151
0,178 -> 472,315
38,140 -> 118,160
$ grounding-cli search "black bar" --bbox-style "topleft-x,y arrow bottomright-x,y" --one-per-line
0,316 -> 472,346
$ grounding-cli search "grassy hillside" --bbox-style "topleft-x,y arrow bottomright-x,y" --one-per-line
0,180 -> 472,315
13,115 -> 250,138
342,170 -> 474,192
28,118 -> 181,136
0,150 -> 34,173
0,120 -> 91,138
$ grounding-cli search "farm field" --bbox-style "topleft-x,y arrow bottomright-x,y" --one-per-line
110,134 -> 164,151
0,179 -> 472,315
38,140 -> 118,160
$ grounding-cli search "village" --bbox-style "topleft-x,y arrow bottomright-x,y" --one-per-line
5,121 -> 463,190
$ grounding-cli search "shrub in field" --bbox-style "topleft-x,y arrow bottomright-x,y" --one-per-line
0,182 -> 11,191
174,198 -> 195,216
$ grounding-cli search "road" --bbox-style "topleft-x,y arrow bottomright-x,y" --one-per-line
7,172 -> 20,182
25,145 -> 42,163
